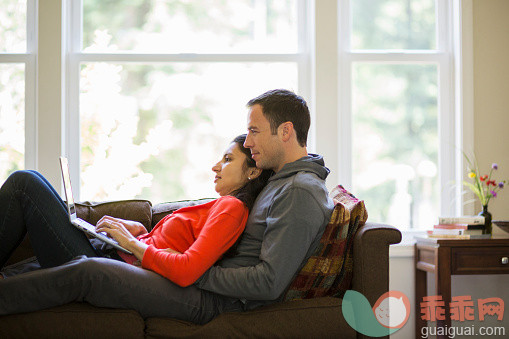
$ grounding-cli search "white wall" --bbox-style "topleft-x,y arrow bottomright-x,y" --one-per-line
389,250 -> 416,339
472,0 -> 509,222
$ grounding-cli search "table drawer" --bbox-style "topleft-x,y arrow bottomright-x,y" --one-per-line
452,246 -> 509,274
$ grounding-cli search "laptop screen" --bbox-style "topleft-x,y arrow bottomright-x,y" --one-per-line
59,157 -> 77,218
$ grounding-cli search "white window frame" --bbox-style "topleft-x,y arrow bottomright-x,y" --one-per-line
65,0 -> 311,200
13,0 -> 472,225
314,0 -> 473,235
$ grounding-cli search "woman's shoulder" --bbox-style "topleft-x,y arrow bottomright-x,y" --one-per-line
214,195 -> 248,211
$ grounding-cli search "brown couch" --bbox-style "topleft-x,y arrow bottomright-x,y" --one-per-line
0,198 -> 401,338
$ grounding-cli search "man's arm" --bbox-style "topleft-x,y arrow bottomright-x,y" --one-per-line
197,187 -> 327,300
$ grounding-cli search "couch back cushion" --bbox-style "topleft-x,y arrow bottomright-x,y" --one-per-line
76,200 -> 153,231
151,198 -> 214,227
283,185 -> 367,301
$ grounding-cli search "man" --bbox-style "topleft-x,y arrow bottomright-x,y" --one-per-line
196,89 -> 335,311
0,89 -> 334,325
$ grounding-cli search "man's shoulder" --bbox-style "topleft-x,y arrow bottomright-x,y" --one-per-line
291,170 -> 325,186
277,170 -> 328,195
256,170 -> 334,220
260,171 -> 330,209
269,154 -> 331,193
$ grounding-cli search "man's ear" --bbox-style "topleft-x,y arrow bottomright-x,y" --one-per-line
248,167 -> 263,180
278,122 -> 294,142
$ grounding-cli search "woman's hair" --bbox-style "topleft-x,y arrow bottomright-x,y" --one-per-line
230,134 -> 273,212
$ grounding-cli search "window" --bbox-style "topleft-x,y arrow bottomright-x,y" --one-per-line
1,1 -> 469,234
69,0 -> 308,203
336,0 -> 460,231
0,0 -> 35,182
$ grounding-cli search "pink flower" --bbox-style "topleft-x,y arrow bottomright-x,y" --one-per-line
491,190 -> 497,198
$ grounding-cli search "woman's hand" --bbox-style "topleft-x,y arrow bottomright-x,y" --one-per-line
96,216 -> 148,237
95,216 -> 148,261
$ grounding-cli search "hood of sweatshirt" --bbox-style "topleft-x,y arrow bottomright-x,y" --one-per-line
268,153 -> 330,182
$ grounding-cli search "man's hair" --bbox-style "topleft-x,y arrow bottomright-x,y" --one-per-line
247,89 -> 310,147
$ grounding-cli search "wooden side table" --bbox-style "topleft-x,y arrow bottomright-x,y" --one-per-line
414,236 -> 509,339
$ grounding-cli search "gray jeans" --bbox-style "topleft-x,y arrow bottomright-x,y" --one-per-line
0,256 -> 244,324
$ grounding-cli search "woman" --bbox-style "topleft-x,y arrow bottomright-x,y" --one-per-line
0,134 -> 271,287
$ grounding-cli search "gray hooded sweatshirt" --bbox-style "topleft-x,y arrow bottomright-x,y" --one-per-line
197,154 -> 335,309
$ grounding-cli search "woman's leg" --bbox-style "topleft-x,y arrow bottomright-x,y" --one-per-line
0,170 -> 98,268
0,256 -> 240,324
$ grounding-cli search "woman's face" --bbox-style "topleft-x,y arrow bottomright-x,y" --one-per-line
212,142 -> 251,196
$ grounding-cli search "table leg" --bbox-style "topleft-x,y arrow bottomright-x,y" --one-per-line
415,244 -> 428,339
415,269 -> 427,338
435,246 -> 452,339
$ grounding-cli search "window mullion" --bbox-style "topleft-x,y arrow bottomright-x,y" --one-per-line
297,0 -> 312,150
313,0 -> 340,191
66,0 -> 82,199
438,57 -> 456,219
37,0 -> 65,191
25,0 -> 37,171
438,0 -> 458,219
437,0 -> 450,53
337,0 -> 352,191
338,57 -> 352,190
454,0 -> 475,216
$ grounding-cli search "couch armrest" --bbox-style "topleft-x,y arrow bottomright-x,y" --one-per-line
352,222 -> 401,305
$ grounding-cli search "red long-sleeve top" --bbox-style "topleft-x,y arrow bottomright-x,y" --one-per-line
118,195 -> 248,287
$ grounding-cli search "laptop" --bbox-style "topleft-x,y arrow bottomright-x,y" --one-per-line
59,157 -> 133,254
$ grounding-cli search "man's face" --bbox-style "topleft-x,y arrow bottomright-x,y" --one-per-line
244,104 -> 284,172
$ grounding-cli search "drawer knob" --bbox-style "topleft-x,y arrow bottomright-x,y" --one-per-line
502,257 -> 509,265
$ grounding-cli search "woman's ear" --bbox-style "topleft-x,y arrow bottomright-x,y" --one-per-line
247,167 -> 263,180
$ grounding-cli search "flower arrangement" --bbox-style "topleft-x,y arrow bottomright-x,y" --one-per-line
463,155 -> 507,207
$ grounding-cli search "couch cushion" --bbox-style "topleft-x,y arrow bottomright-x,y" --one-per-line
145,297 -> 355,339
283,185 -> 368,301
0,302 -> 145,338
76,200 -> 153,231
151,198 -> 214,226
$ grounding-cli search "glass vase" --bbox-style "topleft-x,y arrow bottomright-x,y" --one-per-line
478,205 -> 492,235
